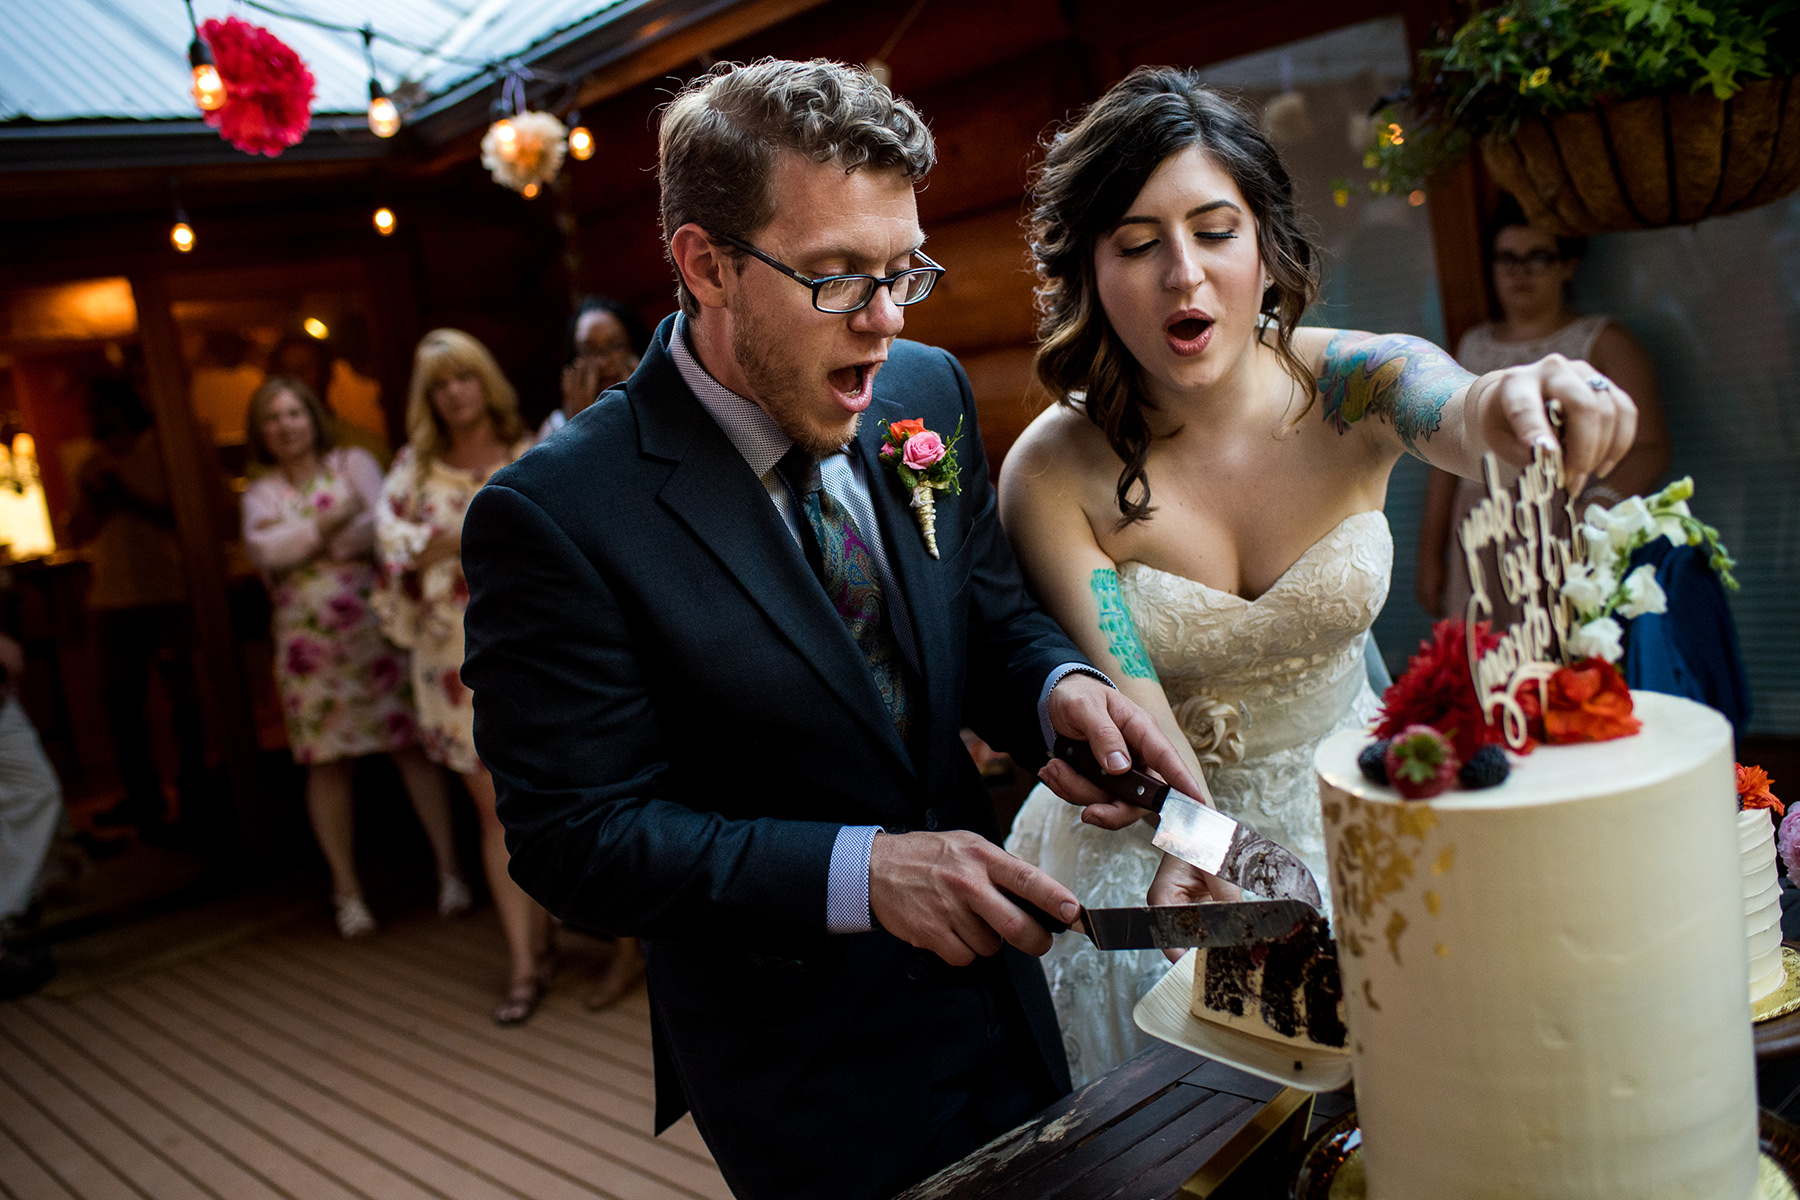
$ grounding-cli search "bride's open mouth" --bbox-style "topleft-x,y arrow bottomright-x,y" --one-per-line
1165,313 -> 1214,357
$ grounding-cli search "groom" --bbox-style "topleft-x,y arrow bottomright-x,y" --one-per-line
461,58 -> 1199,1200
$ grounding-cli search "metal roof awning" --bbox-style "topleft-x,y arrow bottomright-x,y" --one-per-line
0,0 -> 827,174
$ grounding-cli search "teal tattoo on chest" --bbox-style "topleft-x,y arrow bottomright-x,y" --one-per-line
1318,332 -> 1474,458
1090,568 -> 1158,680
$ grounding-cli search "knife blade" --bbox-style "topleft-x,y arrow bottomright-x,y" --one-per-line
1010,895 -> 1318,950
1051,736 -> 1325,910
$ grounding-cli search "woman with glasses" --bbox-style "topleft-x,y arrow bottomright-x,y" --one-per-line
539,296 -> 652,442
1416,194 -> 1668,621
997,71 -> 1641,1088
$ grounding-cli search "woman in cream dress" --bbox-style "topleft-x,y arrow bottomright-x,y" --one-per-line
376,329 -> 551,1025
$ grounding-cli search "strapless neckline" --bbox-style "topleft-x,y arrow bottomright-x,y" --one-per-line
1117,510 -> 1388,606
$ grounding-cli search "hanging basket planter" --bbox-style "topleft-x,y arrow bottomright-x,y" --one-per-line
1480,76 -> 1800,236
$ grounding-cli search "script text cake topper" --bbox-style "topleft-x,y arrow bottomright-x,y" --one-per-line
1457,442 -> 1581,749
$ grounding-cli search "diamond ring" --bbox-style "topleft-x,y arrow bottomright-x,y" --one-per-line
1587,376 -> 1611,392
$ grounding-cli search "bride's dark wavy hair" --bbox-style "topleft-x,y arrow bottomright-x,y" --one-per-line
1029,67 -> 1321,526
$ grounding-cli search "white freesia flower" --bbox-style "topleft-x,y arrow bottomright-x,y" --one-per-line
1579,524 -> 1614,570
1568,616 -> 1625,663
1652,498 -> 1693,545
1562,559 -> 1614,616
1589,496 -> 1655,550
1617,563 -> 1668,619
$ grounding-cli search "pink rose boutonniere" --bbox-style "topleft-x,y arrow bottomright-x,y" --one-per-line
879,417 -> 964,559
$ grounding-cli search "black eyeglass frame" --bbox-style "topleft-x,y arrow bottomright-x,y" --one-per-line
1491,249 -> 1565,272
715,233 -> 945,313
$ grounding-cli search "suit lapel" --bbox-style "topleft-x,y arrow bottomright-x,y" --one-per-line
855,395 -> 958,784
633,322 -> 916,782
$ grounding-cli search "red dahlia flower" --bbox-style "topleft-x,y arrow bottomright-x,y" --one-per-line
1374,618 -> 1505,762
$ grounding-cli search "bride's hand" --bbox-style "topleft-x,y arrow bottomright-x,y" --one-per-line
1147,852 -> 1242,963
1040,673 -> 1212,830
1473,353 -> 1637,495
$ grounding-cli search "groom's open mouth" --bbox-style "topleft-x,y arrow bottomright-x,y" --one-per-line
1165,310 -> 1214,357
826,359 -> 882,412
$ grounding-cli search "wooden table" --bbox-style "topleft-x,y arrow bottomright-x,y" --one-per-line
897,1043 -> 1355,1200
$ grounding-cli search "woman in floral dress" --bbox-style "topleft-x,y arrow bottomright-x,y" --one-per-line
375,329 -> 552,1024
241,376 -> 470,940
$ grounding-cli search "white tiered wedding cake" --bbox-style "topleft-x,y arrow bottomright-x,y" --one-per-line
1317,690 -> 1756,1200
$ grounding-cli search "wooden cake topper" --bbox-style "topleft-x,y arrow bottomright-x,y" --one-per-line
1456,440 -> 1582,749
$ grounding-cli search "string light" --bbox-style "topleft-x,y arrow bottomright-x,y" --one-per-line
184,0 -> 225,111
168,180 -> 195,252
303,317 -> 329,339
521,182 -> 540,199
492,117 -> 518,161
373,206 -> 396,235
567,111 -> 594,161
362,27 -> 401,138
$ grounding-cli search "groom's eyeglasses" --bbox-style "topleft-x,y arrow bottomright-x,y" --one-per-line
714,233 -> 946,314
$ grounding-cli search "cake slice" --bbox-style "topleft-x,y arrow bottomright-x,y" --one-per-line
1189,910 -> 1347,1047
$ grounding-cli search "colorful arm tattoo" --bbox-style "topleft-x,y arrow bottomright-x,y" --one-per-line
1318,332 -> 1475,458
1089,568 -> 1157,680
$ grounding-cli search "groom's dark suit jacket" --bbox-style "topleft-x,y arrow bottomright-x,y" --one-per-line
462,315 -> 1081,1199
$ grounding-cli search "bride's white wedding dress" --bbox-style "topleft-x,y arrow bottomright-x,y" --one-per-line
1006,510 -> 1392,1087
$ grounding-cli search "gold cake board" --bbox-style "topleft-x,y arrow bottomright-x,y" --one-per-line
1289,1108 -> 1800,1200
1755,947 -> 1800,1023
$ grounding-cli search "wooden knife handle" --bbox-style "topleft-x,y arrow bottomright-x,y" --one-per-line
1004,891 -> 1071,935
1051,736 -> 1170,812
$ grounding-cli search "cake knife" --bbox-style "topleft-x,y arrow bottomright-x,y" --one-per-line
1015,897 -> 1318,950
1051,736 -> 1325,910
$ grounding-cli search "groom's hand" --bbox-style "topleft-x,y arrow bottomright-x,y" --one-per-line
868,831 -> 1078,965
1038,673 -> 1212,830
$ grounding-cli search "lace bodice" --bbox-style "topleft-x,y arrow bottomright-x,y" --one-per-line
1005,510 -> 1393,1087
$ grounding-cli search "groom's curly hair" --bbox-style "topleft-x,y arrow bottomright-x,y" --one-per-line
1029,67 -> 1322,527
659,59 -> 937,317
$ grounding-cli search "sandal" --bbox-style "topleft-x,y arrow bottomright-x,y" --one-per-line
334,895 -> 377,940
437,875 -> 473,918
493,976 -> 544,1026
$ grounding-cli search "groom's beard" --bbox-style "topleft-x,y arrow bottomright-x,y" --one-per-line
731,303 -> 862,459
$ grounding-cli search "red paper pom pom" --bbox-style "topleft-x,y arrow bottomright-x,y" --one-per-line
200,16 -> 315,157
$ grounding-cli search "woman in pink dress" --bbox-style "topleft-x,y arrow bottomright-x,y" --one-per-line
375,330 -> 553,1025
241,376 -> 470,940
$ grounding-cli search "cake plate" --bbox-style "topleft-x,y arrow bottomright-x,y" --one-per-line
1756,946 -> 1800,1060
1289,1107 -> 1800,1200
1133,950 -> 1353,1092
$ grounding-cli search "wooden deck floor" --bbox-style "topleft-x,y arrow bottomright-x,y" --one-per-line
0,907 -> 732,1200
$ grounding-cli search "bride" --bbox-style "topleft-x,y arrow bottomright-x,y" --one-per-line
1001,68 -> 1640,1087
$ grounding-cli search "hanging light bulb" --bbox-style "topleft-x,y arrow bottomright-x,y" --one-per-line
167,178 -> 195,253
189,37 -> 226,111
368,85 -> 401,138
493,117 -> 519,162
566,110 -> 594,161
373,206 -> 397,236
361,28 -> 400,138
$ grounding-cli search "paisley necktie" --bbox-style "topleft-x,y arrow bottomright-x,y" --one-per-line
777,447 -> 913,743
